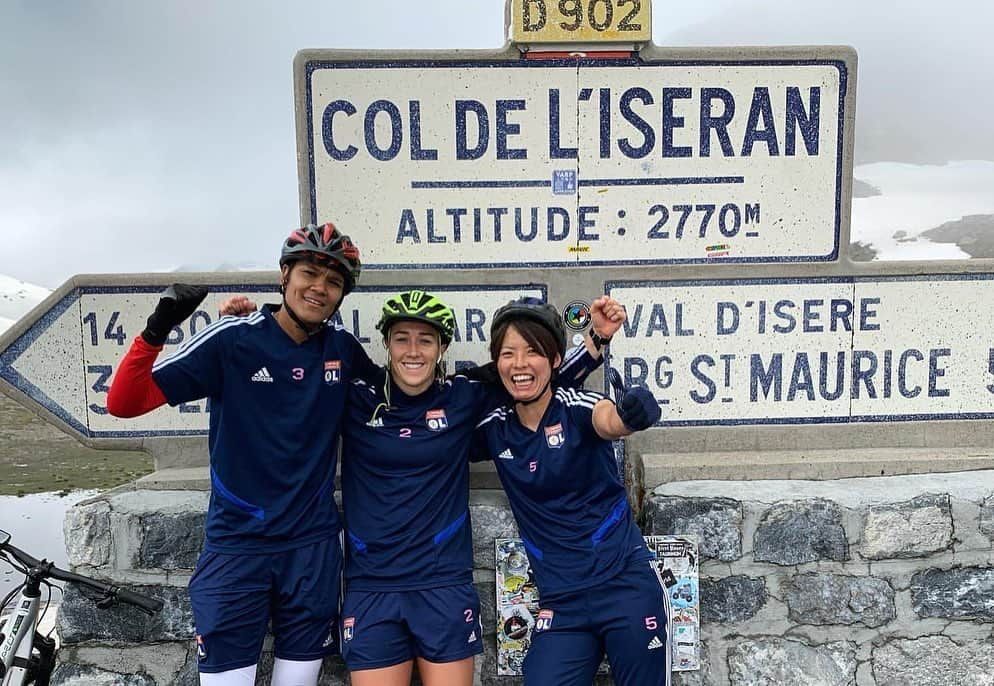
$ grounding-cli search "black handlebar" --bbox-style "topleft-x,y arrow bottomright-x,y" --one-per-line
1,539 -> 163,616
112,587 -> 165,615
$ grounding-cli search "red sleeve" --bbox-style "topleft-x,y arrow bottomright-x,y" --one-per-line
106,336 -> 168,417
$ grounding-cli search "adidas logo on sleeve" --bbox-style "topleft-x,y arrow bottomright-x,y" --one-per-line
251,367 -> 274,383
647,635 -> 664,650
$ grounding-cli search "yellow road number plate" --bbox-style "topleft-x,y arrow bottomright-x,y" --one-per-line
509,0 -> 651,43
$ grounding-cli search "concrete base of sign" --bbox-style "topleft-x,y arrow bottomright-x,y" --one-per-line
629,420 -> 994,457
137,462 -> 510,492
136,467 -> 208,490
644,446 -> 994,483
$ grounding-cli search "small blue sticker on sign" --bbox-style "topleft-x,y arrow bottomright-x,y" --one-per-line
552,169 -> 577,195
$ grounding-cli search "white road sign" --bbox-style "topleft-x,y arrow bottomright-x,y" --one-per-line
606,275 -> 994,426
298,50 -> 854,268
0,281 -> 542,439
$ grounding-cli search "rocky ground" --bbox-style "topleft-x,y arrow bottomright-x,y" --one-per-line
0,395 -> 152,496
922,214 -> 994,258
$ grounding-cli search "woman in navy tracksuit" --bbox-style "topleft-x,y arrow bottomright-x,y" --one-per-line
475,298 -> 670,686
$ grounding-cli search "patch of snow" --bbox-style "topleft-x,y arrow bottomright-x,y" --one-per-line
0,274 -> 50,334
851,160 -> 994,260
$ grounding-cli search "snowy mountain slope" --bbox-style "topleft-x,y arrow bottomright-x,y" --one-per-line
851,160 -> 994,260
0,274 -> 50,335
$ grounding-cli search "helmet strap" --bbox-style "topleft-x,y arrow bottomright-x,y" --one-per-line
280,293 -> 325,339
435,352 -> 446,386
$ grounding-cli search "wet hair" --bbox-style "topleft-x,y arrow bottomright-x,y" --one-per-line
490,318 -> 561,368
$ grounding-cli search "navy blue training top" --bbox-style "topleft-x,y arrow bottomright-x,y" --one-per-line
341,370 -> 495,591
341,345 -> 601,591
152,306 -> 376,554
475,387 -> 651,598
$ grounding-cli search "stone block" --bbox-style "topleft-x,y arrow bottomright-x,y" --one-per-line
50,665 -> 157,686
979,494 -> 994,541
64,500 -> 112,569
874,635 -> 994,686
727,637 -> 856,686
471,492 -> 518,570
753,499 -> 848,565
58,582 -> 193,644
911,566 -> 994,620
643,496 -> 742,561
700,576 -> 766,624
860,494 -> 952,560
51,642 -> 191,686
137,509 -> 205,570
786,573 -> 895,627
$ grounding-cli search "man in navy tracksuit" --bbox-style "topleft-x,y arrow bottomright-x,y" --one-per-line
108,223 -> 369,685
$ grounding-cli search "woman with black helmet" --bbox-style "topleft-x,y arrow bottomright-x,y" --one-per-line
475,297 -> 669,686
107,223 -> 376,686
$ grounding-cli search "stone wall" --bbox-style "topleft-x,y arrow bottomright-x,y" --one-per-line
647,470 -> 994,686
54,468 -> 994,685
55,486 -> 524,686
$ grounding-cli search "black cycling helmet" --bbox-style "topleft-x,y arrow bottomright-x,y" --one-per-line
377,290 -> 456,345
490,297 -> 567,358
280,222 -> 361,295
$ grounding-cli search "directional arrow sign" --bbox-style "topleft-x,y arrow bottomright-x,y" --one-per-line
606,274 -> 994,426
0,275 -> 543,442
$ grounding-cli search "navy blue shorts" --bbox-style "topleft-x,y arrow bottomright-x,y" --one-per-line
188,537 -> 343,673
523,559 -> 672,686
340,583 -> 483,670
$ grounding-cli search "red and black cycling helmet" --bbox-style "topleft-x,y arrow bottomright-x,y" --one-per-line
490,297 -> 567,358
280,222 -> 361,295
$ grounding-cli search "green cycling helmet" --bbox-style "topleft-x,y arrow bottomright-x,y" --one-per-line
377,290 -> 456,344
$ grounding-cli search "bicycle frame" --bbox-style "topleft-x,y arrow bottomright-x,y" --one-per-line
0,584 -> 51,686
0,528 -> 160,686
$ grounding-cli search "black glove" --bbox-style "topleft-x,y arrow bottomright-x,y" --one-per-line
457,361 -> 500,386
616,386 -> 662,432
141,284 -> 209,346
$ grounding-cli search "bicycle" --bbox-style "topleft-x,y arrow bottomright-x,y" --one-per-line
0,528 -> 163,686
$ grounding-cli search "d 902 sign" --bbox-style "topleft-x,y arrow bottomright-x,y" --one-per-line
510,0 -> 651,43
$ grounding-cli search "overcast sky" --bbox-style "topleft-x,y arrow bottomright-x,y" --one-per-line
2,0 -> 990,288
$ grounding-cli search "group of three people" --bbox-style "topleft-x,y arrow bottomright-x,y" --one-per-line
106,222 -> 669,686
